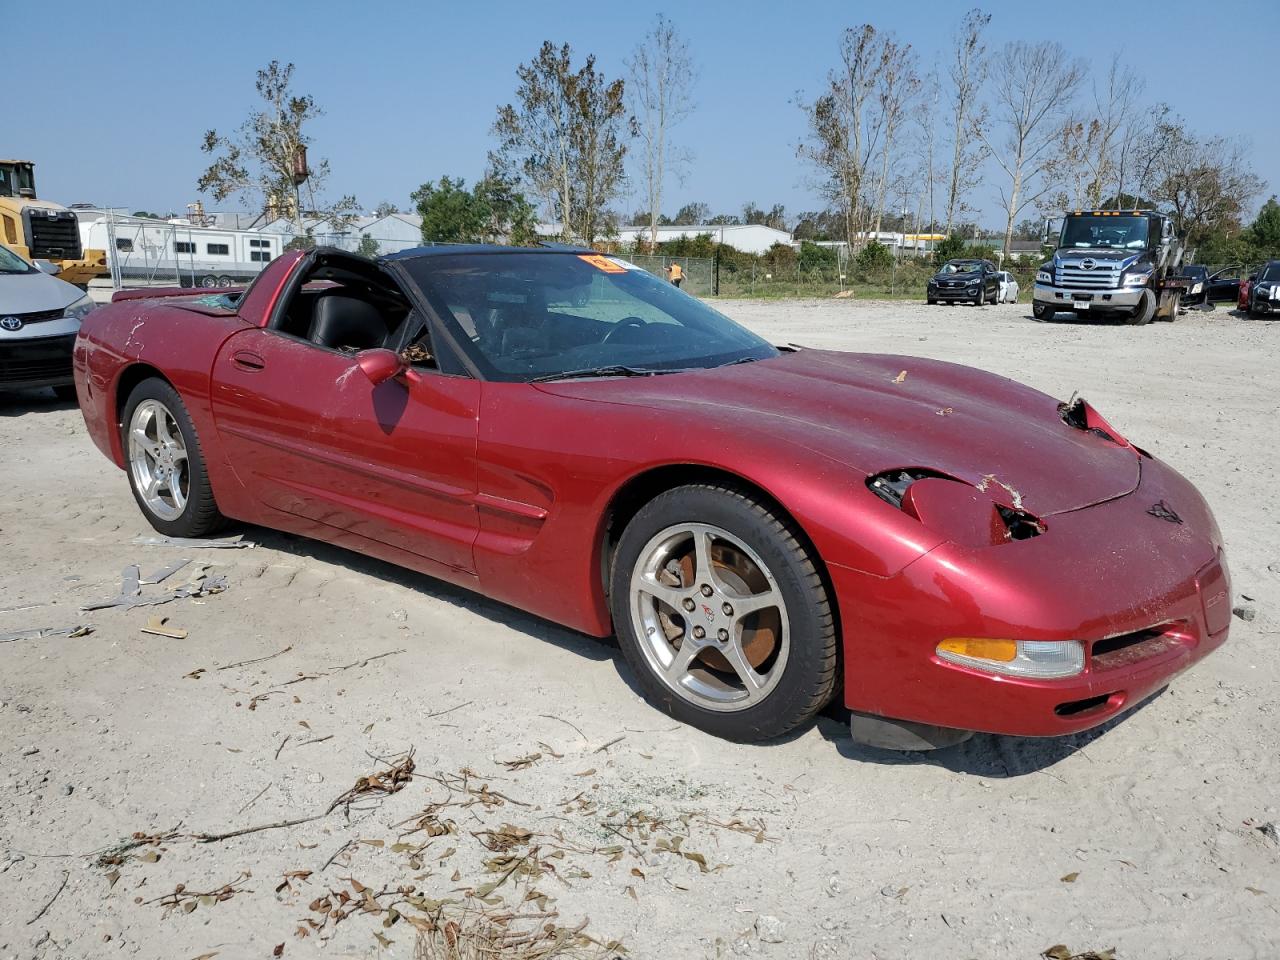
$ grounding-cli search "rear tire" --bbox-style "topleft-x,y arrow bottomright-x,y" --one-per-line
121,378 -> 226,537
609,484 -> 838,742
1125,289 -> 1156,325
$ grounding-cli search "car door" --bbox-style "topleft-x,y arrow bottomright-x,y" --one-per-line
1208,266 -> 1240,301
209,310 -> 481,577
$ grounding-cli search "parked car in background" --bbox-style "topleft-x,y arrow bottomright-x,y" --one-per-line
1244,261 -> 1280,317
1179,265 -> 1209,305
0,242 -> 96,399
995,271 -> 1020,303
927,259 -> 1001,306
1206,265 -> 1243,303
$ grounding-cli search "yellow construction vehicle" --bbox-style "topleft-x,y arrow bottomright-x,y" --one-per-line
0,159 -> 106,285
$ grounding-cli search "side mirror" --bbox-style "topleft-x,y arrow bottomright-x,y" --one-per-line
34,259 -> 61,276
356,348 -> 407,386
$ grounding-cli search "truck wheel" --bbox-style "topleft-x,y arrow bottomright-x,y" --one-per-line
1125,290 -> 1156,325
199,275 -> 218,288
217,276 -> 233,288
1032,302 -> 1055,321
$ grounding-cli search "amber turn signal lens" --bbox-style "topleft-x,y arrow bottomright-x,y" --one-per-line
937,637 -> 1018,662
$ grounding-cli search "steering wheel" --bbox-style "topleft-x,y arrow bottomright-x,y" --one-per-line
602,316 -> 648,344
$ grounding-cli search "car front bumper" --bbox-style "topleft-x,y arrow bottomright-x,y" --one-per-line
0,331 -> 77,390
1033,283 -> 1144,311
928,286 -> 981,301
833,453 -> 1229,738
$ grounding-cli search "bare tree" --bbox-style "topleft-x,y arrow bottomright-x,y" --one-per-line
799,24 -> 892,249
910,71 -> 942,234
492,42 -> 633,244
943,9 -> 990,235
627,15 -> 697,246
1094,58 -> 1146,206
1134,107 -> 1264,247
198,61 -> 357,235
870,38 -> 921,233
977,41 -> 1085,255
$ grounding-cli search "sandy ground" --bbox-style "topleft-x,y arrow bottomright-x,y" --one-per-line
1,299 -> 1278,960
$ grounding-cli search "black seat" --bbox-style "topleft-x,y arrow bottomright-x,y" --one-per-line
308,295 -> 389,352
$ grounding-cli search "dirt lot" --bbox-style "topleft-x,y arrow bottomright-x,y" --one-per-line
2,300 -> 1277,960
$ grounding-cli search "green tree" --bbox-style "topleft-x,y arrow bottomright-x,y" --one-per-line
672,202 -> 710,225
412,176 -> 488,244
933,234 -> 968,266
411,174 -> 538,246
373,200 -> 400,218
856,240 -> 893,269
355,234 -> 380,258
1248,196 -> 1280,253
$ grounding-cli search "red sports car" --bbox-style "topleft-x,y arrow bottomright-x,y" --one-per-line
73,247 -> 1231,749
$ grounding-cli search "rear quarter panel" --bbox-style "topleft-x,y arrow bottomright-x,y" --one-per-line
74,299 -> 253,514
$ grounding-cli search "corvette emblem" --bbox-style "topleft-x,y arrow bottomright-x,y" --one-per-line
0,316 -> 22,331
1147,500 -> 1182,524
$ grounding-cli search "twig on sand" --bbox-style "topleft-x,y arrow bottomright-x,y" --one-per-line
332,649 -> 404,672
320,839 -> 355,872
216,645 -> 293,671
193,814 -> 325,844
594,735 -> 626,754
27,871 -> 69,925
427,700 -> 474,719
539,714 -> 587,741
237,784 -> 272,814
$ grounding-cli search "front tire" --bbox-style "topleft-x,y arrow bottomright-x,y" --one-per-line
1125,289 -> 1156,325
1032,301 -> 1055,321
122,378 -> 225,537
610,484 -> 838,742
975,287 -> 985,306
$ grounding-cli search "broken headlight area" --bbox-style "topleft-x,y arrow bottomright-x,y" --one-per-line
936,637 -> 1085,679
1058,394 -> 1131,448
866,469 -> 1045,547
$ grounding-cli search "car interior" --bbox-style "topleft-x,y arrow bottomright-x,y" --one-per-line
272,251 -> 430,364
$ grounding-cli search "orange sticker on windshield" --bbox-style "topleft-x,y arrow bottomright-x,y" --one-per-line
577,254 -> 626,273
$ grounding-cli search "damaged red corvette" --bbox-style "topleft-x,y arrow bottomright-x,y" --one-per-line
72,246 -> 1230,748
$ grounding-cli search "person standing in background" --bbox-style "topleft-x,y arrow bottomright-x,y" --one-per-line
667,261 -> 684,288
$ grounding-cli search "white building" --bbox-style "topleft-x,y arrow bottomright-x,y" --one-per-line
536,222 -> 794,255
258,213 -> 424,255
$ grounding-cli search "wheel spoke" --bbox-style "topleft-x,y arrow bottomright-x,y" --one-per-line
721,640 -> 767,699
143,474 -> 161,500
155,414 -> 175,446
665,641 -> 700,682
691,529 -> 717,589
169,469 -> 188,511
731,587 -> 782,621
130,426 -> 160,460
638,574 -> 686,613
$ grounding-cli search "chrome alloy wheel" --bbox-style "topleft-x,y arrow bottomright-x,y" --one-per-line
127,399 -> 190,521
629,522 -> 790,712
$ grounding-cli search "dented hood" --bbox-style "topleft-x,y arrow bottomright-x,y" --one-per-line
539,349 -> 1140,516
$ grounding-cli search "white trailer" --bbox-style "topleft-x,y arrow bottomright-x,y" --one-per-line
76,211 -> 284,289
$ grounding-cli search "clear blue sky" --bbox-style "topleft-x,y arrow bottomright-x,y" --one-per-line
10,0 -> 1277,227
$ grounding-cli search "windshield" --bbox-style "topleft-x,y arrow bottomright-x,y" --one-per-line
402,252 -> 777,381
0,243 -> 35,275
1260,263 -> 1280,282
938,260 -> 982,275
1060,216 -> 1149,250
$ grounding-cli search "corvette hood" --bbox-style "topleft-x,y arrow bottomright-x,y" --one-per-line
539,350 -> 1140,516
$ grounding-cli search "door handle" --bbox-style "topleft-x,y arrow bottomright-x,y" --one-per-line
232,350 -> 266,371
